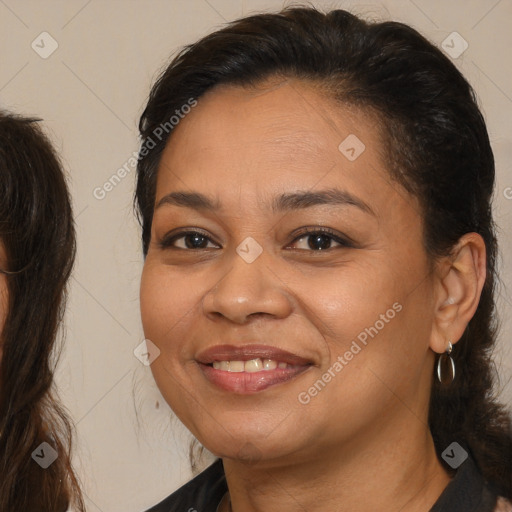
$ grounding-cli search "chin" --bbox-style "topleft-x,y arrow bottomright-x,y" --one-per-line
193,420 -> 302,464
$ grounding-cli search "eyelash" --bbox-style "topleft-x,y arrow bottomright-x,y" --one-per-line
290,227 -> 354,250
159,227 -> 354,251
159,229 -> 218,250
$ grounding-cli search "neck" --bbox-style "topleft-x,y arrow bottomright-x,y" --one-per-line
222,416 -> 451,512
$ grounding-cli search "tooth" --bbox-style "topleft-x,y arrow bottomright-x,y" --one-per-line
263,359 -> 277,370
213,359 -> 287,372
245,358 -> 263,372
228,361 -> 244,373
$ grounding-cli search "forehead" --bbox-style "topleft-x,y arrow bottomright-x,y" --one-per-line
168,80 -> 374,150
154,79 -> 405,216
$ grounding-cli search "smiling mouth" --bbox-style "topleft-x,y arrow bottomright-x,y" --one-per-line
196,345 -> 313,394
210,358 -> 296,372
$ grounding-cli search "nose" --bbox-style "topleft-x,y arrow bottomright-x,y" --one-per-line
202,246 -> 293,324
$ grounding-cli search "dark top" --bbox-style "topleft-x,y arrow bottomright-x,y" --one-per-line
145,455 -> 501,512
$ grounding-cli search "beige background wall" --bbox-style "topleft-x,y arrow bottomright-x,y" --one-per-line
0,1 -> 510,510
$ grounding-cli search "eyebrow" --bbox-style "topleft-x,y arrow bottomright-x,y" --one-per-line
156,192 -> 220,210
272,189 -> 374,215
156,188 -> 374,216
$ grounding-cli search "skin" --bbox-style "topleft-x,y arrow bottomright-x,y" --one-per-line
140,79 -> 486,512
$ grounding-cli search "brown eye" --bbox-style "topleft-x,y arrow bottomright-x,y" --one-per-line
160,230 -> 219,250
306,233 -> 334,250
182,233 -> 210,249
289,229 -> 353,251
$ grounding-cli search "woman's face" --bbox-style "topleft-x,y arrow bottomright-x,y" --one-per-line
140,80 -> 438,465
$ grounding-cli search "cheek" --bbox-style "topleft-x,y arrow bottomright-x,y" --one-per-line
291,259 -> 402,344
139,264 -> 201,414
293,255 -> 433,397
140,264 -> 203,360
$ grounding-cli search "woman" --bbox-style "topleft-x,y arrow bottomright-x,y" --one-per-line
136,7 -> 512,512
0,112 -> 84,511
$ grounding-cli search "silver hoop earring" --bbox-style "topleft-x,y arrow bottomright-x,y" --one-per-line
437,341 -> 455,386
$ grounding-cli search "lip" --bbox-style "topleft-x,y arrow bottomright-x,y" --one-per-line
196,344 -> 313,394
196,344 -> 312,366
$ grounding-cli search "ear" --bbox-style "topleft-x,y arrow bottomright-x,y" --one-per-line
429,233 -> 487,354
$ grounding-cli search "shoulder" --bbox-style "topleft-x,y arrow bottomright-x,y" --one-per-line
144,459 -> 227,512
494,497 -> 512,512
430,453 -> 507,512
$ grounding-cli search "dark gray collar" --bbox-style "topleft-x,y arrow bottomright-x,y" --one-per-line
146,455 -> 500,512
430,455 -> 498,511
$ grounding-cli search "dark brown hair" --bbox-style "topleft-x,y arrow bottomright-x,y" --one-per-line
0,112 -> 84,511
135,6 -> 512,497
